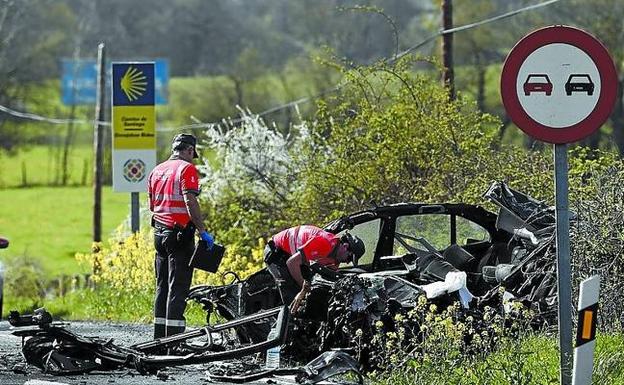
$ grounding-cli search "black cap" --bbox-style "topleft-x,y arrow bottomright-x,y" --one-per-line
172,133 -> 199,158
341,233 -> 365,266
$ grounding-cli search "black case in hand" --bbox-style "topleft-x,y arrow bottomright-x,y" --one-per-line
189,241 -> 225,273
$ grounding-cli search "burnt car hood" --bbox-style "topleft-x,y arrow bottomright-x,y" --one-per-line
483,181 -> 556,232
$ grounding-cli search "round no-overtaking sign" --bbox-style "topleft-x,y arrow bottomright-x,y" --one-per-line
501,26 -> 618,144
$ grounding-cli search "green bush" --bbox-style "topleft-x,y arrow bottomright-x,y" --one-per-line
3,256 -> 47,314
290,57 -> 554,224
570,158 -> 624,330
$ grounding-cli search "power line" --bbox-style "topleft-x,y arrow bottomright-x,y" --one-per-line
0,104 -> 108,126
0,0 -> 561,131
392,0 -> 562,62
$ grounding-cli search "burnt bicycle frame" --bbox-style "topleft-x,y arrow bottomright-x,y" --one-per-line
11,306 -> 289,375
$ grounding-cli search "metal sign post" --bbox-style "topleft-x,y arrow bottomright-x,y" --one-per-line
131,192 -> 140,232
554,143 -> 573,383
501,26 -> 617,385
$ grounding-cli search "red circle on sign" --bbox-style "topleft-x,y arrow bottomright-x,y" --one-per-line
501,26 -> 617,144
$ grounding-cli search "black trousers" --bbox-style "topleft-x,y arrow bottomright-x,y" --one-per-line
264,244 -> 300,306
153,226 -> 194,339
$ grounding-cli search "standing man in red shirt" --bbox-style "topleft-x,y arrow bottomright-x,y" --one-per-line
264,225 -> 365,313
148,133 -> 215,338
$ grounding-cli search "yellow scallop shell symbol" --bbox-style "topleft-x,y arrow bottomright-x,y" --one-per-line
120,66 -> 147,101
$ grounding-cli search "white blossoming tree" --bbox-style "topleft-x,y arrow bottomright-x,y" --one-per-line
198,107 -> 309,249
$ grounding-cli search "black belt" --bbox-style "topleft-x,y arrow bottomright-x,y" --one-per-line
153,220 -> 196,245
153,219 -> 175,230
152,217 -> 191,230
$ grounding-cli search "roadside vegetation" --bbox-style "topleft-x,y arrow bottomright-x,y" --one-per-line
365,296 -> 624,384
3,1 -> 624,382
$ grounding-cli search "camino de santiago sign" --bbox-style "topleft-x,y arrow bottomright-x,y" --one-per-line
111,62 -> 156,192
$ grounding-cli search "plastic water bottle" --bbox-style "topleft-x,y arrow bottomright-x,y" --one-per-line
265,325 -> 281,369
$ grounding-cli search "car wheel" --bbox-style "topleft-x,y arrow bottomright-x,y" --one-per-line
566,91 -> 572,96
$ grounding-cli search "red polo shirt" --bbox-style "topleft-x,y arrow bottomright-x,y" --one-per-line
272,225 -> 340,269
148,158 -> 200,228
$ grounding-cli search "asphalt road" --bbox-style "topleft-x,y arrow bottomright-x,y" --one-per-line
0,321 -> 302,385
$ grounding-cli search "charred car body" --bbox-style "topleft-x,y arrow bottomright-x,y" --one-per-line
188,181 -> 559,363
10,181 -> 559,376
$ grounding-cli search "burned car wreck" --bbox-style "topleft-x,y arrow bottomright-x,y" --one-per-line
188,181 -> 559,363
10,181 -> 559,379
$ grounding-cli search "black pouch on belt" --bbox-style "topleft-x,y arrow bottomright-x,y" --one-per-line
176,223 -> 195,244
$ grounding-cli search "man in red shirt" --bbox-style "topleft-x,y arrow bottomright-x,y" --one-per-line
264,225 -> 365,313
148,133 -> 215,338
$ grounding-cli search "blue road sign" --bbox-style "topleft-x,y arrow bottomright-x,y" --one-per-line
62,59 -> 168,105
61,59 -> 98,105
154,60 -> 168,104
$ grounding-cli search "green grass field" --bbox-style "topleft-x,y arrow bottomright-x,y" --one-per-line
0,186 -> 133,275
0,144 -> 94,188
0,142 -> 211,276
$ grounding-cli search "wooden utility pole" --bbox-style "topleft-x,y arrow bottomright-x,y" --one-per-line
93,43 -> 105,242
442,0 -> 455,100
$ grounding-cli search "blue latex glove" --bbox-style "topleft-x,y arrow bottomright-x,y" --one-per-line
199,231 -> 214,250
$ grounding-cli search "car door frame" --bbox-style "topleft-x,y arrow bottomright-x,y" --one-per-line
324,203 -> 507,272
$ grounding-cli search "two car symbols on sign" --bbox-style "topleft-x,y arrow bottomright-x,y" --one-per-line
523,74 -> 594,96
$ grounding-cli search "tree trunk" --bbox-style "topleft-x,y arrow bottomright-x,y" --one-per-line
611,79 -> 624,154
580,130 -> 601,149
230,75 -> 244,108
54,121 -> 63,185
476,62 -> 485,112
441,0 -> 454,100
21,160 -> 27,187
61,104 -> 77,185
